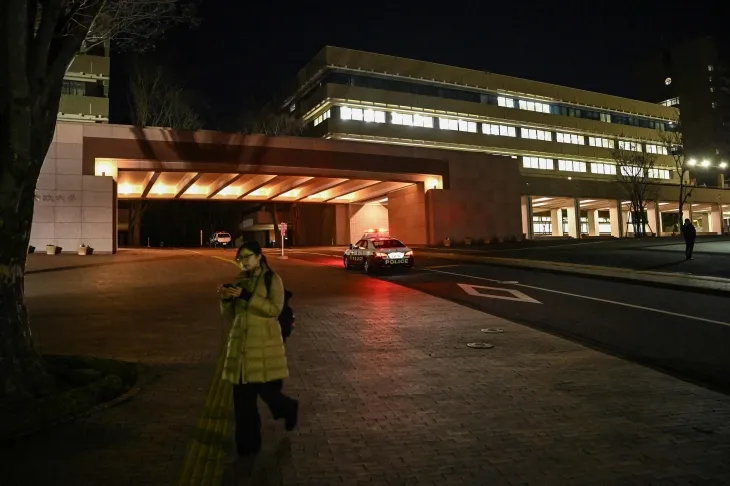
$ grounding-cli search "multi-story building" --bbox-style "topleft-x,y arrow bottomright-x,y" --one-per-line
637,36 -> 730,188
59,43 -> 110,123
280,46 -> 729,237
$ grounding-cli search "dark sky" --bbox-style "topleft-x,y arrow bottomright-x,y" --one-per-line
110,0 -> 724,129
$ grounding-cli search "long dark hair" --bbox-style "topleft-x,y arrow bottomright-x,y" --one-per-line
237,240 -> 269,268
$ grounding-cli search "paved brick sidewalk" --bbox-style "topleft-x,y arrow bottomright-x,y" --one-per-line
3,249 -> 730,485
220,252 -> 730,485
2,250 -> 241,485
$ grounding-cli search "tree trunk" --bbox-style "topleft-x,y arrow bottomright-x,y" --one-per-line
0,165 -> 52,400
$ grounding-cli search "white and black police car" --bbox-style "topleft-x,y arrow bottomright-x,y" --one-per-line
343,228 -> 414,274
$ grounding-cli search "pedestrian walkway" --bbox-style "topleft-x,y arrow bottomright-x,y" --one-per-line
417,249 -> 730,295
4,250 -> 730,485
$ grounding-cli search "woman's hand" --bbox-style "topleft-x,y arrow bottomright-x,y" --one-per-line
218,284 -> 243,298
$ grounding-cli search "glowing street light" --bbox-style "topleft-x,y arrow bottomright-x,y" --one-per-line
701,159 -> 711,167
688,158 -> 697,166
720,161 -> 728,169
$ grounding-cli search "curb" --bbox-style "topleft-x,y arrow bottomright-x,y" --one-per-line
418,251 -> 730,297
1,361 -> 143,442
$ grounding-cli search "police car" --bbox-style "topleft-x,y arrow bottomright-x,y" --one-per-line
343,229 -> 414,274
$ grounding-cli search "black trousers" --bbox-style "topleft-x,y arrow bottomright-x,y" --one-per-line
685,240 -> 695,259
232,380 -> 294,452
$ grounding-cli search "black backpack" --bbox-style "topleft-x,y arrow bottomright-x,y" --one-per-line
264,271 -> 295,342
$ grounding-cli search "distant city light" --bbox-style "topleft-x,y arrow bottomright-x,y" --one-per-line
720,162 -> 728,169
688,159 -> 697,166
701,159 -> 711,167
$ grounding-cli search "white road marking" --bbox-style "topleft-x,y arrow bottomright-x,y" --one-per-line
425,268 -> 730,328
458,283 -> 541,304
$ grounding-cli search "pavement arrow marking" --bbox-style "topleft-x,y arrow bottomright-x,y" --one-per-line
458,283 -> 542,304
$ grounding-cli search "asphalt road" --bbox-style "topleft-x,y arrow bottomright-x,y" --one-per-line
417,236 -> 730,278
269,246 -> 730,392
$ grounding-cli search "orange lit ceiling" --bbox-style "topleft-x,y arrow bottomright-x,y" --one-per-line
115,171 -> 436,204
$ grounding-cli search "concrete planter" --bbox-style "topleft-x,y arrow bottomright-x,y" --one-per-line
443,237 -> 451,247
27,246 -> 35,254
46,245 -> 61,255
77,246 -> 94,256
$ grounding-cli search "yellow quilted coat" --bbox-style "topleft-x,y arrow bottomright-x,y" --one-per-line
220,266 -> 288,385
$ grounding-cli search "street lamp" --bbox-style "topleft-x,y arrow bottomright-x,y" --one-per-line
688,158 -> 697,166
720,161 -> 728,169
701,159 -> 711,167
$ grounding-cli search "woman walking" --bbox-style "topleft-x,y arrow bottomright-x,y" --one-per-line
218,241 -> 299,456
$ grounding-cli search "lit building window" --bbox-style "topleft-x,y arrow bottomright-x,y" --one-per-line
482,123 -> 517,137
648,168 -> 671,179
363,109 -> 386,123
600,113 -> 611,123
498,96 -> 515,108
313,110 -> 331,126
588,136 -> 615,149
392,112 -> 434,128
618,140 -> 642,152
590,162 -> 617,175
518,99 -> 551,113
558,159 -> 587,172
521,128 -> 552,141
646,144 -> 668,155
620,166 -> 644,177
523,156 -> 554,170
556,132 -> 585,145
439,117 -> 477,133
340,106 -> 384,123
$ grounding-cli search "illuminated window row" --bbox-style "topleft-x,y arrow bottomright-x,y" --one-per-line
646,144 -> 668,155
313,110 -> 331,126
340,106 -> 386,123
558,159 -> 587,172
648,168 -> 671,179
591,162 -> 617,175
556,132 -> 585,145
439,118 -> 477,133
523,157 -> 554,170
519,99 -> 551,113
521,128 -> 552,141
498,96 -> 515,108
589,136 -> 615,149
392,111 -> 434,127
618,141 -> 642,152
335,107 -> 669,156
482,123 -> 517,137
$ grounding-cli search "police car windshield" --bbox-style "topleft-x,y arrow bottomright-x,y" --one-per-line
372,239 -> 404,248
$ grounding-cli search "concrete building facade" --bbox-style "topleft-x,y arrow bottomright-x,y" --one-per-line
279,46 -> 730,237
59,44 -> 110,123
30,47 -> 730,253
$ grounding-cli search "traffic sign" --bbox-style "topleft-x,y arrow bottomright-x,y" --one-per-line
278,222 -> 287,235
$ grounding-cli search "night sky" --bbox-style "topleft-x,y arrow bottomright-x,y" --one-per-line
110,0 -> 724,129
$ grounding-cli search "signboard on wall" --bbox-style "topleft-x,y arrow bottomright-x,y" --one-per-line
34,191 -> 80,205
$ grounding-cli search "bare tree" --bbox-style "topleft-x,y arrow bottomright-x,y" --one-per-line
241,112 -> 305,136
611,141 -> 659,237
129,59 -> 202,130
657,118 -> 695,232
0,0 -> 196,400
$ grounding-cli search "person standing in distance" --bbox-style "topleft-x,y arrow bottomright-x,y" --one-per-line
682,218 -> 697,260
218,241 -> 299,456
